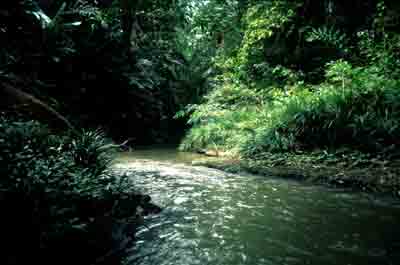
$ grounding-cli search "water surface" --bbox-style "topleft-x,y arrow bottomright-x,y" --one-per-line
114,149 -> 400,265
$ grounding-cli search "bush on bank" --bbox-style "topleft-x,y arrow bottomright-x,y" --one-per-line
178,1 -> 400,161
0,115 -> 146,265
180,58 -> 400,159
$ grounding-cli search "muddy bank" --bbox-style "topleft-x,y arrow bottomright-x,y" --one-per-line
191,151 -> 400,198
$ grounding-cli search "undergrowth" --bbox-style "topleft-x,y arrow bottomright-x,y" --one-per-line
242,62 -> 400,156
179,41 -> 400,159
0,115 -> 146,265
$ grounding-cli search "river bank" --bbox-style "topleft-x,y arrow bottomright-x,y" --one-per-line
191,150 -> 400,198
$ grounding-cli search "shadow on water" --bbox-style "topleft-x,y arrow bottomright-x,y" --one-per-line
114,148 -> 400,265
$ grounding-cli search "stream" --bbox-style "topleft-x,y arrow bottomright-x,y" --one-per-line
113,148 -> 400,265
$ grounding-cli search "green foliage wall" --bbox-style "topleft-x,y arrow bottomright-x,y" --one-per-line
179,0 -> 400,157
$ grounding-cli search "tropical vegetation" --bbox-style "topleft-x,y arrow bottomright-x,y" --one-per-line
1,0 -> 400,264
179,0 -> 400,162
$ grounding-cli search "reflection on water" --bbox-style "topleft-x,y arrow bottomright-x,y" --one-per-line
114,150 -> 400,265
115,148 -> 205,165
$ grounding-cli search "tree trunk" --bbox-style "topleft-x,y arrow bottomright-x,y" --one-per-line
1,83 -> 78,134
119,0 -> 143,52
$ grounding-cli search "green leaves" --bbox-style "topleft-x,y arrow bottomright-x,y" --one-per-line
306,25 -> 348,50
0,115 -> 143,264
181,52 -> 400,157
0,116 -> 121,196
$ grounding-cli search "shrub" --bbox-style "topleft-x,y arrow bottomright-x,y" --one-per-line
178,82 -> 269,153
241,61 -> 400,156
0,115 -> 142,265
181,56 -> 400,159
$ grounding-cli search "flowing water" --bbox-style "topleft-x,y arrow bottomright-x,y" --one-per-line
114,149 -> 400,265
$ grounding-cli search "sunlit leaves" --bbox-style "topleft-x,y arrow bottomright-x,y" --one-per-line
238,1 -> 300,65
306,25 -> 348,50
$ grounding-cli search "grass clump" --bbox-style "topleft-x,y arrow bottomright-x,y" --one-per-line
0,115 -> 149,265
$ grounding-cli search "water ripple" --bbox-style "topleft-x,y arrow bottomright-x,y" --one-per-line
113,158 -> 400,265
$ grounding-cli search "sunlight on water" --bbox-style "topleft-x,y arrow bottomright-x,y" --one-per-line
114,150 -> 400,265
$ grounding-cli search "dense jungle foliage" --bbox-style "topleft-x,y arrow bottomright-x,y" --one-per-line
0,0 -> 189,264
0,116 -> 136,265
1,0 -> 400,264
179,0 -> 400,160
0,0 -> 204,144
